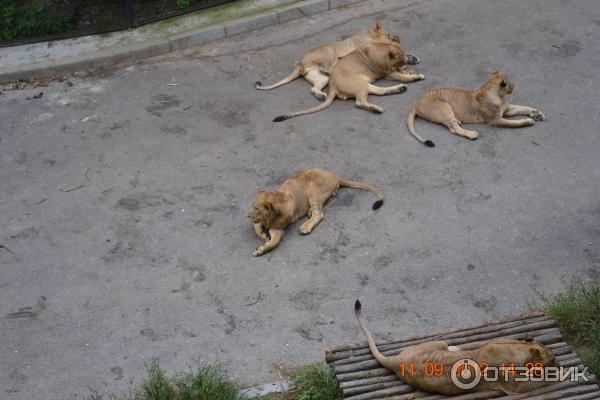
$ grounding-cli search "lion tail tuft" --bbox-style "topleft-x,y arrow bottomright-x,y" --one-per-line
407,105 -> 435,147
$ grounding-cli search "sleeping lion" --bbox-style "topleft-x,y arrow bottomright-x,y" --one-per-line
247,168 -> 383,256
355,300 -> 558,395
407,70 -> 545,147
255,21 -> 419,101
273,42 -> 423,122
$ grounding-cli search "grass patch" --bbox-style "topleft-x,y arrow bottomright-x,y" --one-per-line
539,275 -> 600,377
293,364 -> 341,400
84,361 -> 245,400
82,362 -> 341,400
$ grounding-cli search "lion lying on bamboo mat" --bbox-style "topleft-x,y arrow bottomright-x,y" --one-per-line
355,300 -> 558,395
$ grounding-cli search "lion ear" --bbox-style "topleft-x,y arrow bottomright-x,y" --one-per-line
491,69 -> 500,76
530,347 -> 542,358
372,21 -> 383,32
256,187 -> 265,194
524,336 -> 535,343
263,202 -> 273,211
392,35 -> 401,44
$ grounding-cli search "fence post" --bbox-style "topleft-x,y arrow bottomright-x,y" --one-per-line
123,0 -> 135,28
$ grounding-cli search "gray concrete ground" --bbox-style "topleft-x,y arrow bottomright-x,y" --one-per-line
1,0 -> 599,398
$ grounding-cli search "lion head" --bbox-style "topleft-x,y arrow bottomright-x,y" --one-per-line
524,337 -> 559,368
247,190 -> 284,226
362,42 -> 407,73
368,21 -> 402,46
489,70 -> 514,95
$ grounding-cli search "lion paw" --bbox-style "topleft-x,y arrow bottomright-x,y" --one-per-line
390,84 -> 407,94
299,225 -> 313,235
370,106 -> 384,114
259,232 -> 270,241
407,54 -> 420,65
417,74 -> 426,80
253,247 -> 263,256
466,130 -> 479,140
311,89 -> 327,101
530,110 -> 545,121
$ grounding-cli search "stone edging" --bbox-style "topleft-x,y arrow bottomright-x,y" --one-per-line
0,0 -> 365,83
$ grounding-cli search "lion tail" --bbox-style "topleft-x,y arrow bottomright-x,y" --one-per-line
255,64 -> 302,90
407,105 -> 434,147
273,88 -> 335,122
338,178 -> 384,210
355,300 -> 396,370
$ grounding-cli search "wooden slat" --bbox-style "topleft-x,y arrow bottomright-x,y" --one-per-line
329,319 -> 558,364
333,327 -> 562,374
327,315 -> 552,362
327,313 -> 547,355
339,346 -> 579,395
326,314 -> 600,400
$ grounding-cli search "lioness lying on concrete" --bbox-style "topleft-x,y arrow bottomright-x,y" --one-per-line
255,21 -> 420,101
274,43 -> 423,122
355,300 -> 558,395
247,168 -> 383,256
407,70 -> 545,147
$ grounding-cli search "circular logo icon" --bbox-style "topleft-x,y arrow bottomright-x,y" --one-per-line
451,358 -> 481,390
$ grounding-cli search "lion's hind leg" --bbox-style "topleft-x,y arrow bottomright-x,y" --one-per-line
421,100 -> 478,140
355,89 -> 384,114
305,70 -> 329,101
414,341 -> 450,352
300,194 -> 326,235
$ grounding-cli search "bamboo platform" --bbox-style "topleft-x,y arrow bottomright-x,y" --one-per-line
325,313 -> 599,399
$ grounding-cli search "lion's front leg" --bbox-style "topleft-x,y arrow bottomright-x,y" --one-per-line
253,223 -> 270,241
367,83 -> 407,96
503,104 -> 545,121
253,229 -> 284,256
386,69 -> 425,83
491,117 -> 535,128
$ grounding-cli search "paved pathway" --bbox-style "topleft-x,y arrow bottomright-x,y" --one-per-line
1,0 -> 599,398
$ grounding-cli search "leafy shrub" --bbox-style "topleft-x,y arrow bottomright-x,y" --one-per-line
176,0 -> 191,9
0,1 -> 69,40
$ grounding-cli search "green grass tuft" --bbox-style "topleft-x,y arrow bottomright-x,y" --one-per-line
292,364 -> 341,400
82,361 -> 245,400
539,276 -> 600,377
141,361 -> 175,400
174,364 -> 245,400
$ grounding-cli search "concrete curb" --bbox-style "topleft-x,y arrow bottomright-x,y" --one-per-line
0,0 -> 366,83
240,379 -> 295,398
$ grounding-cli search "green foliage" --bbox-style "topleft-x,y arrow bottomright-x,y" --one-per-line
140,361 -> 175,400
292,364 -> 341,400
0,1 -> 69,40
176,0 -> 191,9
539,276 -> 600,377
85,361 -> 246,400
173,364 -> 245,400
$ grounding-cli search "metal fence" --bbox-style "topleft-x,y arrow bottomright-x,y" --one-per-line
0,0 -> 237,47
